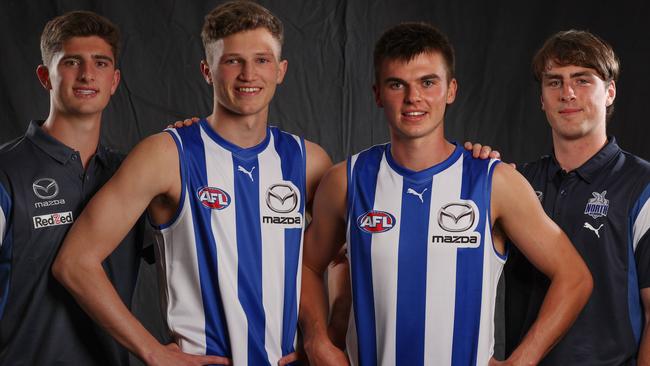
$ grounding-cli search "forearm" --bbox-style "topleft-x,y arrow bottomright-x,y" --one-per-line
52,256 -> 163,363
638,322 -> 650,365
299,264 -> 333,350
507,270 -> 591,365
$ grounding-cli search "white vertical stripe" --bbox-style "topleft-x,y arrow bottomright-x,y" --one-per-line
423,157 -> 463,365
371,154 -> 402,365
633,197 -> 650,251
258,133 -> 286,364
0,208 -> 6,247
476,208 -> 502,364
158,193 -> 207,354
201,128 -> 249,365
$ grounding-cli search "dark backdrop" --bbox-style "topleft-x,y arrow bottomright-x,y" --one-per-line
1,0 -> 649,363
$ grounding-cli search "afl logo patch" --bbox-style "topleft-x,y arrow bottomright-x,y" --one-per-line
357,210 -> 396,233
197,186 -> 231,210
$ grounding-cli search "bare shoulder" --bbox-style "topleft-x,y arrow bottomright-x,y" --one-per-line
304,139 -> 333,202
491,162 -> 540,219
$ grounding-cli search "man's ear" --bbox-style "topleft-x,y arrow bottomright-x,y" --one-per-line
373,84 -> 383,108
605,79 -> 616,107
200,60 -> 212,84
36,65 -> 51,90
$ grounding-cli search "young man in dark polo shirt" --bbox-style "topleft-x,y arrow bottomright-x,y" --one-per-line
504,30 -> 650,365
0,11 -> 146,365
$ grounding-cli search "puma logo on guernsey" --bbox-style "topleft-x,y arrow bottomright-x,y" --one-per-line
238,165 -> 255,182
583,222 -> 604,238
407,187 -> 427,203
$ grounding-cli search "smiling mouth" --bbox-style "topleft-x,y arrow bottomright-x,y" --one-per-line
73,88 -> 98,97
236,87 -> 261,94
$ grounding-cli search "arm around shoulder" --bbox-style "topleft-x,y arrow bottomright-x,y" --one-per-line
491,163 -> 592,365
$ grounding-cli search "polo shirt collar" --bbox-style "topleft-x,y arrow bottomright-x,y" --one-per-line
547,136 -> 620,184
25,120 -> 110,166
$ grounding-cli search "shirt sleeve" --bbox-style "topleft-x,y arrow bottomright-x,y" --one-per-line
0,179 -> 12,247
632,182 -> 650,289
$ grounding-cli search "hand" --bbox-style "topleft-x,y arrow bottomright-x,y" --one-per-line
147,343 -> 232,366
304,340 -> 350,366
278,351 -> 303,366
166,117 -> 200,129
463,141 -> 501,160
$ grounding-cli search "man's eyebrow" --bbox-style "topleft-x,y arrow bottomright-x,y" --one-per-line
419,73 -> 441,81
383,77 -> 407,84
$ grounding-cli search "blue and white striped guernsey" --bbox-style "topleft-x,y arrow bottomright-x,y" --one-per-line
154,119 -> 306,365
346,143 -> 503,366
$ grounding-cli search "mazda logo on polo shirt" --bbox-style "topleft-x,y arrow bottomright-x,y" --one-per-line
266,184 -> 298,213
438,202 -> 475,232
32,178 -> 59,200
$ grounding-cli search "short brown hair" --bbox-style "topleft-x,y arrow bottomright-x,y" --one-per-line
373,22 -> 455,83
532,30 -> 619,117
40,10 -> 120,66
202,1 -> 283,60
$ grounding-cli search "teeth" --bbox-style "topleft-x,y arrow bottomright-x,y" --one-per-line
404,111 -> 425,116
238,87 -> 260,93
76,90 -> 96,95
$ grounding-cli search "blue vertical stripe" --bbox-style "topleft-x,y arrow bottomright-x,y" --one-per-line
233,154 -> 270,365
177,124 -> 231,357
348,147 -> 384,366
451,152 -> 491,366
272,128 -> 305,358
395,180 -> 432,365
0,182 -> 12,320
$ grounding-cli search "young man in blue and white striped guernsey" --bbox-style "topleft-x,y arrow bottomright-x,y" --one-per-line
299,22 -> 592,366
52,2 -> 331,365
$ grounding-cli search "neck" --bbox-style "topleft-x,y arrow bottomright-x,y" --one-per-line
552,132 -> 607,172
389,129 -> 455,171
206,103 -> 269,148
42,108 -> 102,168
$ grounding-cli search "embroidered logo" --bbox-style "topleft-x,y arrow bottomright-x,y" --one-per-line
237,165 -> 255,182
33,178 -> 59,199
406,187 -> 427,203
584,191 -> 609,219
583,222 -> 604,238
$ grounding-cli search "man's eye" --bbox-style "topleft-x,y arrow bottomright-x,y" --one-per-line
422,80 -> 434,87
389,82 -> 403,89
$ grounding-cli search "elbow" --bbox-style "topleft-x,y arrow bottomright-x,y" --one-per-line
575,266 -> 594,306
51,250 -> 84,290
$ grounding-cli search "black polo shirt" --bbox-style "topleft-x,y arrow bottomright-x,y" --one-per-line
505,137 -> 650,365
0,120 -> 145,366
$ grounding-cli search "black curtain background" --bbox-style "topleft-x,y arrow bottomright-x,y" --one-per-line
2,0 -> 650,363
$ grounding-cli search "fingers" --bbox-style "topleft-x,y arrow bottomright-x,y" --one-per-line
278,351 -> 299,366
166,117 -> 201,129
199,355 -> 232,365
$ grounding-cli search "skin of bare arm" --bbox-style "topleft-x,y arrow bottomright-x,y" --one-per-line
636,289 -> 650,365
488,163 -> 593,365
299,162 -> 351,365
52,132 -> 231,366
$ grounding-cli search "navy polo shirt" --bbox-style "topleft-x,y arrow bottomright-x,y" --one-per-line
505,137 -> 650,365
0,120 -> 145,365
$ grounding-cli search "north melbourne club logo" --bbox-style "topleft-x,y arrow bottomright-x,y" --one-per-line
584,191 -> 609,219
32,178 -> 59,199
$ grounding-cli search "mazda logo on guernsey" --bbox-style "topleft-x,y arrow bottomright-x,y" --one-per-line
266,184 -> 298,213
357,210 -> 396,233
197,186 -> 231,210
33,178 -> 59,200
438,203 -> 475,232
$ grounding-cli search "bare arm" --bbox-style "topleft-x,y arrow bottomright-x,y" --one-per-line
327,246 -> 351,349
637,288 -> 650,365
52,133 -> 229,366
491,163 -> 592,365
299,162 -> 350,365
305,139 -> 333,205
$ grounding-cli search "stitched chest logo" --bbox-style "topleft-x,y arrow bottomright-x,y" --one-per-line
197,186 -> 231,210
33,178 -> 58,199
357,210 -> 396,233
584,191 -> 609,219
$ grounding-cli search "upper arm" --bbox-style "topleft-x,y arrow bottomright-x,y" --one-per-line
303,161 -> 347,275
491,163 -> 580,279
305,140 -> 333,206
58,133 -> 180,263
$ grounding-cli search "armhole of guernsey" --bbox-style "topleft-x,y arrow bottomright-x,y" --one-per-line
487,159 -> 507,262
346,155 -> 357,223
151,128 -> 187,231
